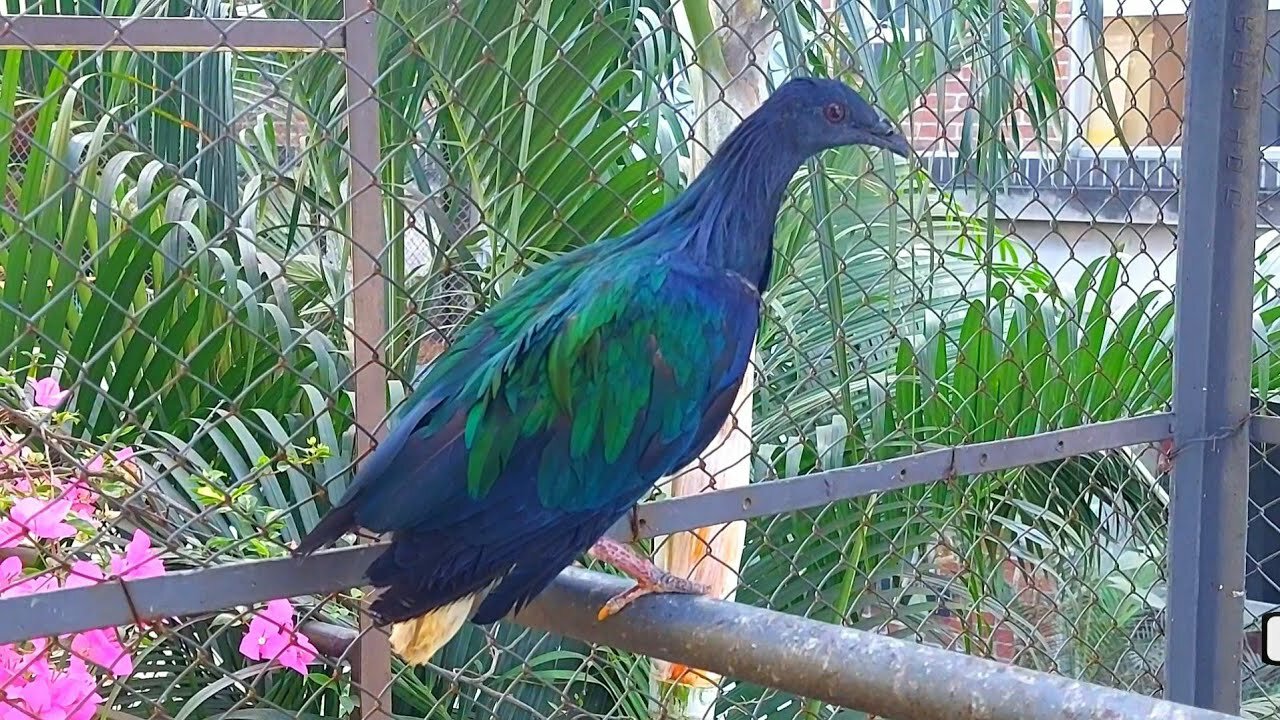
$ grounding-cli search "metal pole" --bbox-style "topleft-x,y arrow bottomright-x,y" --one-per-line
0,16 -> 345,51
1168,0 -> 1266,712
0,556 -> 1249,717
515,568 -> 1242,720
0,556 -> 1250,719
342,1 -> 392,718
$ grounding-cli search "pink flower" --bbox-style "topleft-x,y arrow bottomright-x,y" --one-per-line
0,558 -> 55,600
0,498 -> 77,545
109,530 -> 164,581
2,558 -> 75,597
0,558 -> 18,582
60,482 -> 96,523
69,628 -> 132,677
2,559 -> 133,678
62,562 -> 103,591
83,447 -> 136,476
0,558 -> 23,598
2,655 -> 103,720
239,598 -> 294,655
238,598 -> 318,675
0,439 -> 19,466
29,378 -> 69,409
0,644 -> 23,693
249,630 -> 318,676
0,524 -> 16,551
0,639 -> 50,700
68,447 -> 133,521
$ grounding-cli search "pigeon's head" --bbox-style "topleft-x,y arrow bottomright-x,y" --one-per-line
762,77 -> 911,159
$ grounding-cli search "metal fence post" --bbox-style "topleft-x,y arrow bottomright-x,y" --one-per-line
343,0 -> 393,718
1167,0 -> 1267,712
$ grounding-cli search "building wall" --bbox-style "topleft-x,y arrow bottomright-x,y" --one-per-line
1007,218 -> 1176,310
896,0 -> 1079,154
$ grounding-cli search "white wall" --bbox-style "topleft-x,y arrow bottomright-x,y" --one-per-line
1002,219 -> 1178,311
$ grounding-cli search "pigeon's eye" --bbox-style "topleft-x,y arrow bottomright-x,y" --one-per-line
823,103 -> 847,123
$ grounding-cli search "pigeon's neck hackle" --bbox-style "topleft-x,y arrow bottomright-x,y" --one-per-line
647,111 -> 804,293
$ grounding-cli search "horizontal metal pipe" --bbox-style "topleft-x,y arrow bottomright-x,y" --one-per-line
299,619 -> 358,659
0,415 -> 1181,644
610,413 -> 1174,541
0,545 -> 378,645
0,16 -> 343,52
515,568 -> 1240,720
0,527 -> 1240,720
218,568 -> 1242,720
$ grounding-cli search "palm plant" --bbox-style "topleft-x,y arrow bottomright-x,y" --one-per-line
0,41 -> 367,719
0,1 -> 1158,719
1000,530 -> 1280,720
1025,539 -> 1166,696
757,152 -> 1057,443
756,0 -> 1063,436
240,0 -> 1073,717
251,0 -> 689,375
7,0 -> 242,220
0,52 -> 346,428
734,248 -> 1175,720
736,227 -> 1280,715
230,1 -> 694,717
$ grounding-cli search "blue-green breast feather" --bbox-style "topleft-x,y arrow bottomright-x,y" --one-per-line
299,238 -> 760,625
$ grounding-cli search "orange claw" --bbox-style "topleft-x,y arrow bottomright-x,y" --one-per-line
588,537 -> 710,621
596,576 -> 709,621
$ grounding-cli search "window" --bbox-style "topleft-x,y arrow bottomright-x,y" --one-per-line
1070,0 -> 1280,153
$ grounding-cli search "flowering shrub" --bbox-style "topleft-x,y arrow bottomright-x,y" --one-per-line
239,599 -> 320,674
0,367 -> 319,720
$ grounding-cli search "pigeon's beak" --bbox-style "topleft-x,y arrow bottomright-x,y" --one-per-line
882,131 -> 913,159
872,119 -> 913,159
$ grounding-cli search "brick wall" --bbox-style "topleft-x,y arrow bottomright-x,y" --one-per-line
910,0 -> 1077,154
817,0 -> 1080,154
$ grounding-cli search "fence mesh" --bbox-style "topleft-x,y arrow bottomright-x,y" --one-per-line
1244,7 -> 1280,718
0,0 -> 1269,718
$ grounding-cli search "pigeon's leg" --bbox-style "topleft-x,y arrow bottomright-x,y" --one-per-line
587,536 -> 710,621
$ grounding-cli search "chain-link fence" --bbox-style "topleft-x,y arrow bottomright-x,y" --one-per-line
0,0 -> 1269,718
